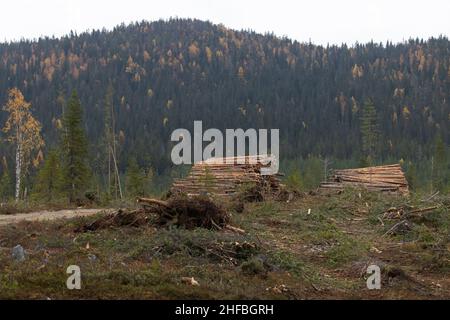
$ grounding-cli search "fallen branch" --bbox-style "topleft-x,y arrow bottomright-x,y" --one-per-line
224,224 -> 246,234
420,191 -> 439,202
408,205 -> 439,215
383,220 -> 409,237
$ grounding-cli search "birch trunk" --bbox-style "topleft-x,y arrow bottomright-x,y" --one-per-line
15,144 -> 21,202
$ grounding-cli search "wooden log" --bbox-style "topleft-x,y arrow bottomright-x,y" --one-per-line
137,198 -> 170,208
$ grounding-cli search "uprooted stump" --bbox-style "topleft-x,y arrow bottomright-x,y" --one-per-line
138,196 -> 231,230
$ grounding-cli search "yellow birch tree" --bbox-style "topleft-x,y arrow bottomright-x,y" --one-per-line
2,88 -> 44,201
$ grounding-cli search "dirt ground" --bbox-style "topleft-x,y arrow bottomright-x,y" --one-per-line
0,190 -> 448,299
0,209 -> 108,226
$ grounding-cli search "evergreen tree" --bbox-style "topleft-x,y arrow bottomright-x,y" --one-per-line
144,166 -> 155,195
125,157 -> 146,197
61,91 -> 89,202
405,161 -> 418,191
432,134 -> 448,192
0,163 -> 12,201
360,99 -> 379,166
33,150 -> 64,201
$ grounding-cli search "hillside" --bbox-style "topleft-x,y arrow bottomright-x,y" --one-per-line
0,18 -> 449,182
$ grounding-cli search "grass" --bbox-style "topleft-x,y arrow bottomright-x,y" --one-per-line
0,189 -> 448,299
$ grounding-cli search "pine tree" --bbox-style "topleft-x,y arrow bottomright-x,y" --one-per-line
33,150 -> 64,201
125,157 -> 145,197
360,99 -> 379,166
61,91 -> 89,202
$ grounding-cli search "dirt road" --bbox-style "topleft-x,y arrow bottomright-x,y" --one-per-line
0,208 -> 107,226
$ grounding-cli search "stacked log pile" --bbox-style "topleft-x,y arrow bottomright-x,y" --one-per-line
320,164 -> 409,195
170,155 -> 282,198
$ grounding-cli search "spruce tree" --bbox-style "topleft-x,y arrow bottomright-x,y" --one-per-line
61,91 -> 89,202
360,99 -> 379,166
125,157 -> 145,197
33,149 -> 64,201
0,169 -> 12,201
405,162 -> 418,191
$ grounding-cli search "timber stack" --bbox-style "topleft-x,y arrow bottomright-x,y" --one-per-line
170,155 -> 283,198
319,164 -> 409,195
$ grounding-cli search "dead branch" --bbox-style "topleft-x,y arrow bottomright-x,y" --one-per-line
224,224 -> 246,234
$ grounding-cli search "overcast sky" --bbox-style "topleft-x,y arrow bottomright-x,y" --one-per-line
1,0 -> 449,45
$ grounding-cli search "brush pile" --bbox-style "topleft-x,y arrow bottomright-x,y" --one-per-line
170,155 -> 283,199
320,164 -> 409,195
77,196 -> 231,232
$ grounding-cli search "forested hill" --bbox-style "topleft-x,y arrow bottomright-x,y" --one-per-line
0,18 -> 449,174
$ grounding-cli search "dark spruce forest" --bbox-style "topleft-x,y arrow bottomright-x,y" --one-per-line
0,19 -> 449,199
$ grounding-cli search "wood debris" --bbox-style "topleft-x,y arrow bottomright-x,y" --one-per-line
75,208 -> 150,232
381,205 -> 440,220
181,277 -> 200,286
320,164 -> 409,195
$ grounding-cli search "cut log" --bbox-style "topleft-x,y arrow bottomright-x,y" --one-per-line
137,198 -> 171,209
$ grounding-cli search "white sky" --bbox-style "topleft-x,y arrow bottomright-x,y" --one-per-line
0,0 -> 449,45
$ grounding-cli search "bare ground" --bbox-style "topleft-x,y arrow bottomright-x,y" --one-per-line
0,208 -> 108,226
0,190 -> 448,299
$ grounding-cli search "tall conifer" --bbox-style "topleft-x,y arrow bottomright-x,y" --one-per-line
61,91 -> 89,202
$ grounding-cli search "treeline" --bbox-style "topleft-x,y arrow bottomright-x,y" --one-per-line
0,19 -> 449,202
0,89 -> 152,203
